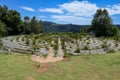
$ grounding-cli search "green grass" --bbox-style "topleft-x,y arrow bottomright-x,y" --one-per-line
0,53 -> 120,80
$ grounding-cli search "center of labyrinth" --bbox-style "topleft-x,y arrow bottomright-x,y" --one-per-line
31,37 -> 64,63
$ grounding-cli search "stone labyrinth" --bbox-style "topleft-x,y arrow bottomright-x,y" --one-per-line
1,34 -> 120,63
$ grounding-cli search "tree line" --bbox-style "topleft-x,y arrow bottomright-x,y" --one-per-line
0,5 -> 44,36
0,5 -> 119,37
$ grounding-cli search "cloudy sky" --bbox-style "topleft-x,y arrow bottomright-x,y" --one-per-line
0,0 -> 120,25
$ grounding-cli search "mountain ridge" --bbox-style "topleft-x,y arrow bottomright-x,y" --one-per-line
42,21 -> 120,33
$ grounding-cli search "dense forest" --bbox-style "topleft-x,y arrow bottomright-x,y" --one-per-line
0,5 -> 120,37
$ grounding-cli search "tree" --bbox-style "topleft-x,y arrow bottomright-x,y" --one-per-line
91,9 -> 119,37
23,16 -> 30,34
24,16 -> 30,23
7,10 -> 21,35
30,16 -> 39,34
0,20 -> 7,36
0,5 -> 8,24
18,20 -> 25,34
0,5 -> 21,35
29,16 -> 45,34
0,5 -> 45,35
39,20 -> 44,33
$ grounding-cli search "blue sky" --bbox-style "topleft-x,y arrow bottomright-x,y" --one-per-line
0,0 -> 120,25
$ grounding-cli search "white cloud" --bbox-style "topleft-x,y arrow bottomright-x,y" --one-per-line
39,16 -> 46,18
51,1 -> 98,24
51,15 -> 91,25
38,16 -> 46,20
59,0 -> 98,17
38,0 -> 120,24
20,6 -> 35,12
105,4 -> 120,15
39,8 -> 63,14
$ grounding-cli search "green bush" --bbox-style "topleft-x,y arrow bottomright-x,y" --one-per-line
54,50 -> 58,57
107,49 -> 115,53
10,38 -> 14,42
0,20 -> 7,36
83,45 -> 89,50
26,38 -> 29,45
16,36 -> 19,41
74,47 -> 80,53
0,39 -> 3,48
61,40 -> 65,49
42,54 -> 48,58
101,44 -> 108,50
115,42 -> 119,47
21,36 -> 25,41
54,44 -> 58,50
32,40 -> 36,45
64,53 -> 73,58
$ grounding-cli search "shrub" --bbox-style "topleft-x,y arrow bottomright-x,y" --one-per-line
54,44 -> 58,50
38,39 -> 41,43
0,39 -> 3,48
74,47 -> 80,53
10,38 -> 14,42
32,40 -> 36,45
21,36 -> 25,41
83,45 -> 89,50
64,53 -> 73,58
107,49 -> 115,53
30,50 -> 35,55
115,42 -> 119,47
54,50 -> 58,57
26,38 -> 29,45
61,40 -> 65,49
71,40 -> 74,43
101,44 -> 108,51
86,36 -> 90,40
34,35 -> 39,40
118,49 -> 120,51
16,36 -> 19,42
87,41 -> 90,45
42,54 -> 48,58
45,45 -> 49,50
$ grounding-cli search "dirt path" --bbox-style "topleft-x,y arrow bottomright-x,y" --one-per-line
31,37 -> 64,63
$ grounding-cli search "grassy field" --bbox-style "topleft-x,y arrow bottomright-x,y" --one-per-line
0,53 -> 120,80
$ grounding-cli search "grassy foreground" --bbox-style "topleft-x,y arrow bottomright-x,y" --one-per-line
0,53 -> 120,80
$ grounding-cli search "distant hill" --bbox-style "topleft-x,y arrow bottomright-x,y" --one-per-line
43,21 -> 90,33
116,25 -> 120,29
43,21 -> 120,33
